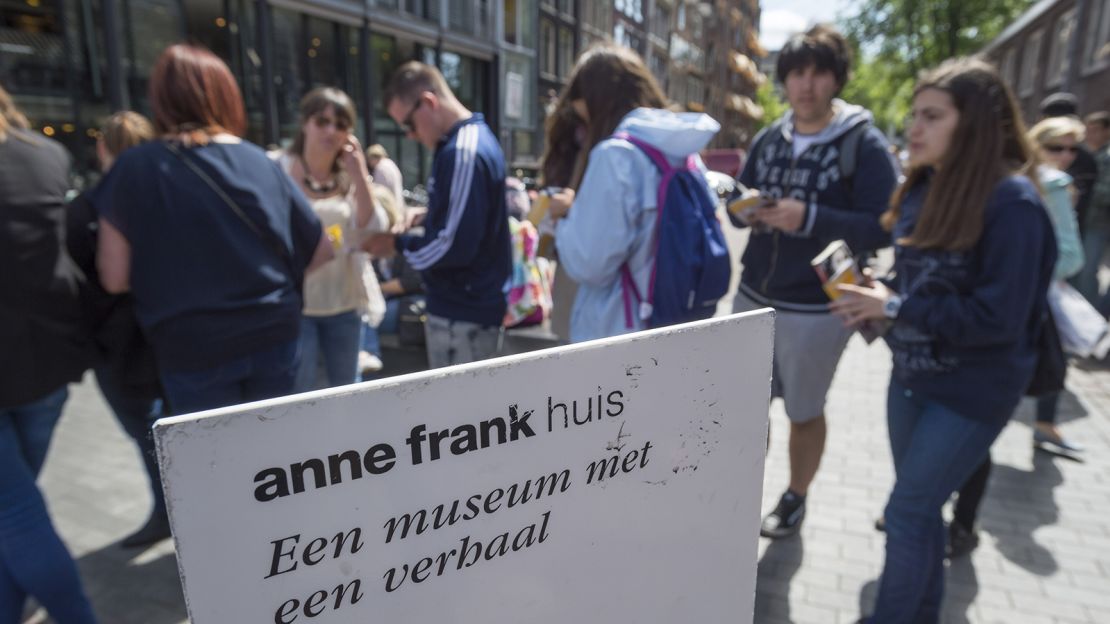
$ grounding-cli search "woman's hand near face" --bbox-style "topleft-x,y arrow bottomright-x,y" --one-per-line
829,281 -> 892,327
549,189 -> 576,220
340,134 -> 369,179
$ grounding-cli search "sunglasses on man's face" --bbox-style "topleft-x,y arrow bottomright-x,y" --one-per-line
400,97 -> 424,135
1043,144 -> 1079,154
313,114 -> 350,132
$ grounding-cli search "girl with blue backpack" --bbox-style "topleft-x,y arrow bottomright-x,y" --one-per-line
547,44 -> 729,343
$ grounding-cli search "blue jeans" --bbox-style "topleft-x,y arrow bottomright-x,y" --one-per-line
0,387 -> 98,624
161,339 -> 299,414
94,367 -> 166,518
868,381 -> 1006,624
361,299 -> 402,358
295,311 -> 362,392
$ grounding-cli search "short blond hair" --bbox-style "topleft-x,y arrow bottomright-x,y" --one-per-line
101,111 -> 155,158
1028,116 -> 1086,147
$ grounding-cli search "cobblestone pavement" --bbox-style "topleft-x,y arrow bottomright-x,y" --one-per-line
27,337 -> 1110,623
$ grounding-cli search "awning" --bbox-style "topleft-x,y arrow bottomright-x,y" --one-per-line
730,51 -> 766,86
726,94 -> 763,120
747,30 -> 768,58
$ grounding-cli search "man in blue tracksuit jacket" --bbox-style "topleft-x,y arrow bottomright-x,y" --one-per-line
366,61 -> 511,369
727,25 -> 898,539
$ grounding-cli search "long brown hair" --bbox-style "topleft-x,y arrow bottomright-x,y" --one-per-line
883,58 -> 1037,251
287,87 -> 357,193
540,100 -> 587,188
560,44 -> 668,171
149,44 -> 246,146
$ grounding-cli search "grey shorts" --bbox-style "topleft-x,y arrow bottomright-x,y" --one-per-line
733,291 -> 853,423
425,314 -> 503,369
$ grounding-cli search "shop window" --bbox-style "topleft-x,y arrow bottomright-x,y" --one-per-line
2,0 -> 111,182
1045,8 -> 1077,89
557,26 -> 574,78
1082,0 -> 1110,71
540,19 -> 557,77
504,0 -> 517,45
999,48 -> 1017,89
1018,29 -> 1043,97
181,0 -> 266,146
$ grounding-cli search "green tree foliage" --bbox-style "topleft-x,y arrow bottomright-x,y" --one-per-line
838,0 -> 1036,134
754,81 -> 788,131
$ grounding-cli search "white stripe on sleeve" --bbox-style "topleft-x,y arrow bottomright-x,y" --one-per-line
406,124 -> 480,270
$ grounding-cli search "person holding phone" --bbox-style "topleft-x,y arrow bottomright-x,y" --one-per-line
275,87 -> 388,392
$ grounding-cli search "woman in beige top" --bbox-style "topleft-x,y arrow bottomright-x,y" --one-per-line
277,87 -> 387,392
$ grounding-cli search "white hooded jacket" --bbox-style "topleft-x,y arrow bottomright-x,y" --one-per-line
555,107 -> 720,342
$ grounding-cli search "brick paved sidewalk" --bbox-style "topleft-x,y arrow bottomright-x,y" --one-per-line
27,337 -> 1110,623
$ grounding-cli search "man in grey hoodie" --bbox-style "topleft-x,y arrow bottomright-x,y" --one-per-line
727,24 -> 898,538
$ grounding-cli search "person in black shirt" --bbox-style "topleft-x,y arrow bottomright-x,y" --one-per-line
68,111 -> 172,548
0,82 -> 98,624
1040,93 -> 1099,234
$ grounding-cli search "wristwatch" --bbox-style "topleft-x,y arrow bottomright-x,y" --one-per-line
882,294 -> 904,319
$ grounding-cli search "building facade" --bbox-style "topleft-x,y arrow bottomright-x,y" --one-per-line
981,0 -> 1110,122
3,0 -> 763,187
2,0 -> 498,187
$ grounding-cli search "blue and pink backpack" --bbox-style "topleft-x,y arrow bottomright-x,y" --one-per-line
615,132 -> 732,329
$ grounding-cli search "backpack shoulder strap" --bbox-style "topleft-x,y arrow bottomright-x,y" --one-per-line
610,131 -> 696,328
838,121 -> 871,181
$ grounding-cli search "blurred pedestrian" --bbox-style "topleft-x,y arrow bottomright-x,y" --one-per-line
538,100 -> 588,341
545,43 -> 723,341
832,58 -> 1056,623
1040,93 -> 1098,235
1077,111 -> 1110,310
67,111 -> 172,547
1027,116 -> 1088,453
364,61 -> 511,368
274,87 -> 387,392
729,24 -> 899,539
939,115 -> 1090,561
365,143 -> 406,226
359,143 -> 407,375
0,82 -> 98,624
93,44 -> 332,414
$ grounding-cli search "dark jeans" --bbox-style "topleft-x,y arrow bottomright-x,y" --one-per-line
0,387 -> 98,624
868,381 -> 1006,624
161,339 -> 300,414
94,366 -> 166,518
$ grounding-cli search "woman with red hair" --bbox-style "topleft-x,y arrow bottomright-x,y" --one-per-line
95,44 -> 332,414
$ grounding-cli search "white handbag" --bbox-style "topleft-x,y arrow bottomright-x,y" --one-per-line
1047,280 -> 1110,359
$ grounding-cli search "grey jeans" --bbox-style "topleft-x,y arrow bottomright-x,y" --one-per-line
424,313 -> 503,369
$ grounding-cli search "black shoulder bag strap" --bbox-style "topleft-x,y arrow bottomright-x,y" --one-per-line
163,142 -> 299,282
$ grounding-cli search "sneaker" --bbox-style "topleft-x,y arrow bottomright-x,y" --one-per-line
946,521 -> 979,559
760,490 -> 806,538
874,516 -> 886,532
358,351 -> 384,376
1033,429 -> 1084,455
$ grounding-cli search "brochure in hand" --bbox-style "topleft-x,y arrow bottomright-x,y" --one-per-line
811,240 -> 886,343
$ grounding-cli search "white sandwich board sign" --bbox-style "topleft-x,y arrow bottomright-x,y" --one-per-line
154,310 -> 773,623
